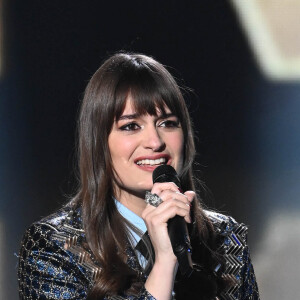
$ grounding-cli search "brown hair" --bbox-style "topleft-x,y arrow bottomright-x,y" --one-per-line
73,53 -> 218,299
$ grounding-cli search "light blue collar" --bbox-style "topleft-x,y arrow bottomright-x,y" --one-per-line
115,199 -> 147,248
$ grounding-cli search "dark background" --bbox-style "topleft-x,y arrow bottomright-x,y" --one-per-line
1,1 -> 300,299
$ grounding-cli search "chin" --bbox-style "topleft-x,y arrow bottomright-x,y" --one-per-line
119,182 -> 153,197
137,184 -> 153,192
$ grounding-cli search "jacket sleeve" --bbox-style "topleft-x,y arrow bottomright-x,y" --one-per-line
226,214 -> 260,300
240,244 -> 260,300
213,213 -> 260,300
18,223 -> 156,300
18,222 -> 91,299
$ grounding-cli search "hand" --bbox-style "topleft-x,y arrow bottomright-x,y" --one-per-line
141,182 -> 195,262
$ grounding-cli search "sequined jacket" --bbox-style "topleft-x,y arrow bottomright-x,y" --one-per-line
18,206 -> 260,300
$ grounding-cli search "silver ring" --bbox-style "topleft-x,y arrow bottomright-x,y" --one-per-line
145,191 -> 162,207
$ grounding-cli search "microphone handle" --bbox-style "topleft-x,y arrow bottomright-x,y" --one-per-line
153,172 -> 194,277
168,215 -> 194,277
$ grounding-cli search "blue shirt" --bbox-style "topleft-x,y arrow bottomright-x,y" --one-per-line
115,199 -> 148,267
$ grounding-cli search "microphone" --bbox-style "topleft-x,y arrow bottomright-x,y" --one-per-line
152,165 -> 194,278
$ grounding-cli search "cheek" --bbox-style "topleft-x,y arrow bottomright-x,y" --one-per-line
169,132 -> 184,167
109,135 -> 136,164
172,132 -> 184,154
118,139 -> 137,161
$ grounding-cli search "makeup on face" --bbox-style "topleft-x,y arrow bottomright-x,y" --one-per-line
108,98 -> 184,196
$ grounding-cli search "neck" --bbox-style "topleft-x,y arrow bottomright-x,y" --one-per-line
116,189 -> 147,217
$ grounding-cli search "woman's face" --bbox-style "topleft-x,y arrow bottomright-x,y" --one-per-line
108,95 -> 184,197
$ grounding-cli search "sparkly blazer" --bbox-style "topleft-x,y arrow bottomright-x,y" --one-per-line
18,205 -> 260,300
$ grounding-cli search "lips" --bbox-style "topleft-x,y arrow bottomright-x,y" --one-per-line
134,154 -> 170,167
136,157 -> 166,166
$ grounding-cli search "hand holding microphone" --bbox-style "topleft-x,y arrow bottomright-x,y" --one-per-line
142,165 -> 194,277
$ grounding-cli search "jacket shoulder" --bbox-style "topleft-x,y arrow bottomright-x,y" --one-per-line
38,205 -> 83,229
204,210 -> 249,254
204,210 -> 257,299
204,210 -> 237,223
18,209 -> 91,299
204,210 -> 239,231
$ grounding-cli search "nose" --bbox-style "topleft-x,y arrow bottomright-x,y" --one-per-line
143,125 -> 165,151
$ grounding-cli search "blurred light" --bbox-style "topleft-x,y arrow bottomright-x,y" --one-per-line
253,211 -> 300,299
230,0 -> 300,81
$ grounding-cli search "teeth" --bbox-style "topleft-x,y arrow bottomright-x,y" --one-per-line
136,157 -> 166,165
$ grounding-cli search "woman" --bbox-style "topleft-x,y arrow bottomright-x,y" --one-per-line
18,53 -> 260,300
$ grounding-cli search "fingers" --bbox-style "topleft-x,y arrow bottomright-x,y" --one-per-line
141,185 -> 196,259
151,182 -> 180,195
159,199 -> 191,223
184,190 -> 195,206
156,188 -> 194,209
151,182 -> 194,205
142,182 -> 196,230
142,191 -> 194,223
145,183 -> 196,222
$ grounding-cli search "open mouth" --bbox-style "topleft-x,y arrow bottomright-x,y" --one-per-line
136,157 -> 167,166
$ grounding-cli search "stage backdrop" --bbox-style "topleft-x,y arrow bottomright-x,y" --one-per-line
1,1 -> 299,299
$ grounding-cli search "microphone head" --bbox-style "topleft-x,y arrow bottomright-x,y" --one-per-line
152,165 -> 181,188
153,165 -> 176,180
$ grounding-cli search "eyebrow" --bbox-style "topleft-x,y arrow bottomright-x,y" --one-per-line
117,113 -> 176,121
118,113 -> 139,121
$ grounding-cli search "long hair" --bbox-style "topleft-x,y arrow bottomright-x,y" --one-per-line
73,53 -> 221,299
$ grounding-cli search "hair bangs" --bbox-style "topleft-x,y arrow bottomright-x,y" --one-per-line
113,66 -> 183,121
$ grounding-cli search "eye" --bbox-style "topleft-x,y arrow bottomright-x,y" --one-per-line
119,122 -> 141,131
158,119 -> 180,128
